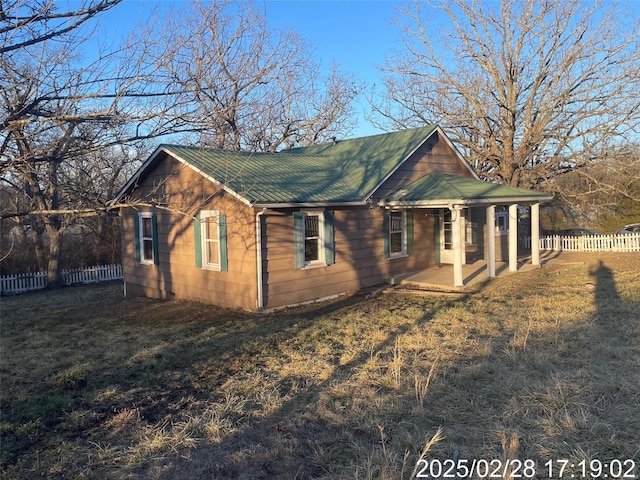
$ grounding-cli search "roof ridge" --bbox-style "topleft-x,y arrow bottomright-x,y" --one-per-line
163,143 -> 332,159
161,125 -> 438,154
287,124 -> 438,151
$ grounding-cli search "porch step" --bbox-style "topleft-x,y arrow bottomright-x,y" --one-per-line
386,274 -> 457,288
385,272 -> 480,295
383,286 -> 472,298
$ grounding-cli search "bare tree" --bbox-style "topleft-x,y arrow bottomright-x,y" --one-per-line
0,2 -> 181,285
556,143 -> 640,231
0,0 -> 122,54
150,0 -> 358,152
1,0 -> 359,285
370,0 -> 640,189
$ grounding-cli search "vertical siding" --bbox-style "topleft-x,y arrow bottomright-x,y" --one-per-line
262,207 -> 436,309
121,154 -> 258,310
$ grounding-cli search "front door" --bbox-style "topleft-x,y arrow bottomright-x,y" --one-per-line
438,208 -> 466,265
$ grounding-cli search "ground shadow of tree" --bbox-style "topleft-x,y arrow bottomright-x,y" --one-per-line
112,256 -> 638,479
389,258 -> 639,478
149,293 -> 467,479
3,255 -> 637,479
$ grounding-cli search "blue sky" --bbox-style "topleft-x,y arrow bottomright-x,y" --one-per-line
95,0 -> 413,138
263,1 -> 407,136
262,1 -> 403,81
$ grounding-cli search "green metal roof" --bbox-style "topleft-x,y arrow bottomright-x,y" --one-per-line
383,172 -> 552,205
116,125 -> 551,207
159,125 -> 438,204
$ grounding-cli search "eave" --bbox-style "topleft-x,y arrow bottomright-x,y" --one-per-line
251,201 -> 368,209
380,195 -> 553,209
112,145 -> 253,207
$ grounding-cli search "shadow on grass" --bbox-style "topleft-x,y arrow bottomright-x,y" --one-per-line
383,257 -> 639,477
165,256 -> 636,479
2,284 -> 456,475
2,256 -> 639,479
150,291 -> 467,479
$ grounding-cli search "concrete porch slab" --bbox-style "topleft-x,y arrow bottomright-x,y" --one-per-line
385,259 -> 540,291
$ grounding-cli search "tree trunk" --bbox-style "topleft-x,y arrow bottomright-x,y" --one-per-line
45,223 -> 64,288
31,219 -> 48,272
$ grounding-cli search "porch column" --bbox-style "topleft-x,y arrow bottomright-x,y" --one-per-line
486,205 -> 496,278
509,203 -> 518,272
531,203 -> 540,266
452,205 -> 464,287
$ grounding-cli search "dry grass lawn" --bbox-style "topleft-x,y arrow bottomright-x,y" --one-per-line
1,252 -> 639,479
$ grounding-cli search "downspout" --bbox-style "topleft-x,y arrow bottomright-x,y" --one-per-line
256,208 -> 267,309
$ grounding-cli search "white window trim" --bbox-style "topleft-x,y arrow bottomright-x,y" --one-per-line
200,209 -> 222,271
389,210 -> 408,258
139,212 -> 155,265
302,210 -> 325,267
496,210 -> 509,236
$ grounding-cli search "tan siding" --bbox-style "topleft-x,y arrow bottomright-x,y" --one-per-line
121,154 -> 258,311
375,131 -> 476,199
122,142 -> 477,310
262,207 -> 436,309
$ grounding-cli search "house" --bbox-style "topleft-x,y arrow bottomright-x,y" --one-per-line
113,126 -> 552,311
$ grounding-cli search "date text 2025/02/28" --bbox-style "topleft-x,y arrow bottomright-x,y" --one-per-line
415,458 -> 637,479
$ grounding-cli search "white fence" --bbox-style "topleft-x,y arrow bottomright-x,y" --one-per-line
1,264 -> 123,295
536,233 -> 640,253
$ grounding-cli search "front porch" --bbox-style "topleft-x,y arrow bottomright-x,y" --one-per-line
380,172 -> 553,289
386,258 -> 540,291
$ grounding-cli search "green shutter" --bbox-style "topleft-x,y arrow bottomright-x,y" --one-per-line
324,211 -> 335,265
219,214 -> 228,272
194,213 -> 202,268
151,214 -> 159,265
293,212 -> 304,269
134,214 -> 141,263
406,210 -> 414,255
383,210 -> 390,259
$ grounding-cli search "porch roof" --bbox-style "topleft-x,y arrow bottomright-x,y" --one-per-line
380,172 -> 552,207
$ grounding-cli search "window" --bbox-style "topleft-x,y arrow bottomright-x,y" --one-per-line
496,209 -> 508,235
384,210 -> 413,258
293,211 -> 335,269
389,211 -> 405,255
136,212 -> 158,265
141,216 -> 154,262
201,210 -> 221,269
194,210 -> 228,271
304,213 -> 322,263
443,209 -> 452,251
